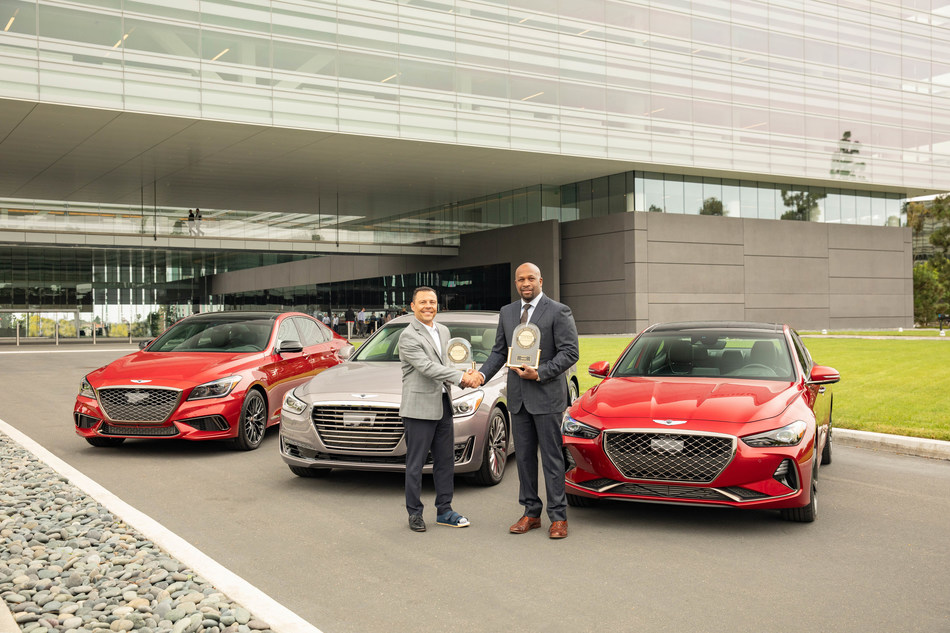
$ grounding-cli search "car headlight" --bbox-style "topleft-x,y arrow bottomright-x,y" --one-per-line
79,377 -> 95,399
187,375 -> 242,400
741,420 -> 808,447
283,390 -> 308,416
561,414 -> 600,439
452,390 -> 484,418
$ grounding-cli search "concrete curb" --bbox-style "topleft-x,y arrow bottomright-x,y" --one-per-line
834,428 -> 950,461
0,599 -> 17,633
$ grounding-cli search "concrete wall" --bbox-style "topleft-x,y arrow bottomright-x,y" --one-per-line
560,212 -> 913,334
212,213 -> 913,334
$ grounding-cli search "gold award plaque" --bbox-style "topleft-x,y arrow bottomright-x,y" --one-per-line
506,323 -> 541,369
446,337 -> 475,370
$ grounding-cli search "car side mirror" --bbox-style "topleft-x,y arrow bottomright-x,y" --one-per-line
138,339 -> 152,350
807,365 -> 840,385
338,344 -> 355,361
276,340 -> 303,355
588,361 -> 610,379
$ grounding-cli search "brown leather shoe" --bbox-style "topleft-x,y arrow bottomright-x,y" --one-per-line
509,516 -> 542,534
549,520 -> 568,539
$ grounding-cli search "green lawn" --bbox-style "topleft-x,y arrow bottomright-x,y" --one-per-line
576,336 -> 950,442
800,329 -> 948,338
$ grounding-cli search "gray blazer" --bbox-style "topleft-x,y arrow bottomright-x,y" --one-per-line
398,318 -> 465,420
479,294 -> 579,415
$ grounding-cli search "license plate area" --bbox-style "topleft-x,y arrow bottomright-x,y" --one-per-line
651,437 -> 684,453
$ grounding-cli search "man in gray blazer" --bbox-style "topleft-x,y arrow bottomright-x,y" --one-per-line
399,286 -> 479,532
477,263 -> 579,539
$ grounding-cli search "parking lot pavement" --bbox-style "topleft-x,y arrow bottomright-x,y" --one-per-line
2,343 -> 950,633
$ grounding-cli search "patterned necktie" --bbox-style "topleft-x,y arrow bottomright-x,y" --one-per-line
520,303 -> 530,324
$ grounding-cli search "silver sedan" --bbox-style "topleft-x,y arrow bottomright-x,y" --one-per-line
279,311 -> 579,485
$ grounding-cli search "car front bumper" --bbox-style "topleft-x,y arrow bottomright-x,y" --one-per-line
279,403 -> 491,474
564,432 -> 816,510
73,393 -> 244,441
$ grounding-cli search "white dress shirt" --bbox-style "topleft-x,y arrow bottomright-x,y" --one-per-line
521,292 -> 544,323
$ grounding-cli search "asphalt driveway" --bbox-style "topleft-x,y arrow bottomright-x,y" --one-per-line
1,344 -> 948,633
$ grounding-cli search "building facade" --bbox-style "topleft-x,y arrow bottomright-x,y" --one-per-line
0,0 -> 947,335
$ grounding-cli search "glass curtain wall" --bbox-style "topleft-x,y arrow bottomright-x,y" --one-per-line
1,1 -> 946,191
0,246 -> 307,339
222,263 -> 511,334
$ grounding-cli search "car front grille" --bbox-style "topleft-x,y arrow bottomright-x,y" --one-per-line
603,431 -> 735,483
311,405 -> 403,452
572,477 -> 770,502
99,422 -> 179,437
97,387 -> 180,423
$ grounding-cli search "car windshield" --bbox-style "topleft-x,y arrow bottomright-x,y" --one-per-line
147,318 -> 273,353
352,322 -> 497,363
612,331 -> 795,381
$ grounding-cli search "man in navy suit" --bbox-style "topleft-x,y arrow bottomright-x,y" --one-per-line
477,263 -> 579,539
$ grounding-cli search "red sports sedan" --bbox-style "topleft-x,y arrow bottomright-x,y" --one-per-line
563,322 -> 839,522
74,311 -> 352,450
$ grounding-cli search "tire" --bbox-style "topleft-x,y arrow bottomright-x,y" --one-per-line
567,493 -> 596,508
289,465 -> 331,478
472,407 -> 508,486
821,408 -> 833,466
780,475 -> 817,523
231,389 -> 268,451
568,378 -> 579,404
85,436 -> 125,447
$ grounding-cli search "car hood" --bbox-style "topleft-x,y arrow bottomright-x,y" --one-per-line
88,351 -> 265,387
297,361 -> 403,403
576,377 -> 799,425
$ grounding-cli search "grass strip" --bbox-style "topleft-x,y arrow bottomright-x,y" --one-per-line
576,336 -> 950,442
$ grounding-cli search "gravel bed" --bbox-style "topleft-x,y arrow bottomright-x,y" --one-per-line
0,432 -> 276,633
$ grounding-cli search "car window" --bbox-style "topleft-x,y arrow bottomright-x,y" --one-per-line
350,321 -> 497,362
276,319 -> 300,345
293,316 -> 329,346
613,331 -> 795,381
790,330 -> 812,376
148,318 -> 272,353
352,324 -> 405,361
442,324 -> 497,363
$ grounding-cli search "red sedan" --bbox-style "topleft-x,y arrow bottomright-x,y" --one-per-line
74,311 -> 352,450
563,322 -> 839,522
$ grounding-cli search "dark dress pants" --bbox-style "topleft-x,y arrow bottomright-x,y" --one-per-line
404,393 -> 455,516
510,407 -> 567,522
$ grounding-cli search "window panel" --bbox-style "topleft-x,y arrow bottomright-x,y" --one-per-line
125,0 -> 199,22
663,174 -> 684,213
2,0 -> 37,36
272,1 -> 337,45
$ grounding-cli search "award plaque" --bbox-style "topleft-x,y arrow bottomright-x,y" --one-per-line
506,323 -> 541,369
446,337 -> 476,370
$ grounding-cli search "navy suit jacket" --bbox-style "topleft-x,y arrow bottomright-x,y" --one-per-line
479,294 -> 579,415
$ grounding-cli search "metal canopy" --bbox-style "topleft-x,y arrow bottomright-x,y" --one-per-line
0,98 -> 651,220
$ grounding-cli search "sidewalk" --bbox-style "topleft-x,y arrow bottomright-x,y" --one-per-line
0,600 -> 15,633
835,428 -> 950,460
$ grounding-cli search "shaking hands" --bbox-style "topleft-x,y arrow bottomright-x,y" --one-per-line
460,369 -> 484,388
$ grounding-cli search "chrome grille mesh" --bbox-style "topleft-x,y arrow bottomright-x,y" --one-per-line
603,431 -> 735,483
100,423 -> 179,437
97,387 -> 180,423
312,405 -> 403,452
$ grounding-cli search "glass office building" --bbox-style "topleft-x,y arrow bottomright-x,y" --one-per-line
0,0 -> 947,336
